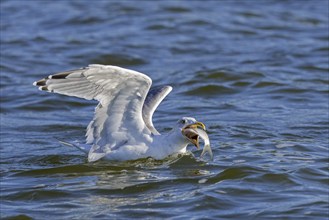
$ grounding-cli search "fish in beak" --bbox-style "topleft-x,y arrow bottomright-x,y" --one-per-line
182,121 -> 213,160
182,122 -> 206,149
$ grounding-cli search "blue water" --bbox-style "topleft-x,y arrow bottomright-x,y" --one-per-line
1,1 -> 328,219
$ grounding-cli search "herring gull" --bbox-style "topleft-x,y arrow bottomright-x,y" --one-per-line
33,64 -> 212,162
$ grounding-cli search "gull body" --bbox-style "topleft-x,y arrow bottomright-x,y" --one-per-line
34,65 -> 205,162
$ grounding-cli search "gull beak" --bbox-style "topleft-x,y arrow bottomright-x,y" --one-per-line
181,122 -> 206,149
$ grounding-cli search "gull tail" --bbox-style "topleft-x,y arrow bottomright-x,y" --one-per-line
55,138 -> 90,154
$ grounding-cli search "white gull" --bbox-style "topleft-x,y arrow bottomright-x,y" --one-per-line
33,64 -> 212,162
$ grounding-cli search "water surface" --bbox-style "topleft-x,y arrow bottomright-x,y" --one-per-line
1,1 -> 328,219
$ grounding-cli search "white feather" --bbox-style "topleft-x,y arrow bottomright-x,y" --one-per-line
34,65 -> 190,162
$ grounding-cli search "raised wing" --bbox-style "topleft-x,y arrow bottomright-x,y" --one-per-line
34,64 -> 152,162
142,86 -> 172,135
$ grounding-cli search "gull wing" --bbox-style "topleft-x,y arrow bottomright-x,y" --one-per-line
34,64 -> 152,162
142,86 -> 172,135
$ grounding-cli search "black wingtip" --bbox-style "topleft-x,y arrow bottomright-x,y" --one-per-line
49,72 -> 70,79
40,86 -> 48,91
34,79 -> 47,86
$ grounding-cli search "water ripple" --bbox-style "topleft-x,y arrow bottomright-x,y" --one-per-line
1,0 -> 328,219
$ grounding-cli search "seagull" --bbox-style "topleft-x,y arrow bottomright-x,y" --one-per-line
33,64 -> 212,162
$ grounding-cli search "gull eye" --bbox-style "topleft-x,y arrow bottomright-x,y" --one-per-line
180,119 -> 187,124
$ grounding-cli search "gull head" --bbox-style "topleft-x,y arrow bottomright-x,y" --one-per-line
177,117 -> 206,149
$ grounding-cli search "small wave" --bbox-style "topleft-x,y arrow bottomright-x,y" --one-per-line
163,6 -> 191,13
3,189 -> 72,202
184,85 -> 237,97
1,214 -> 33,220
90,54 -> 147,66
206,166 -> 264,184
253,81 -> 285,88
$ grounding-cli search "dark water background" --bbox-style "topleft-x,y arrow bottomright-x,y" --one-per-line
1,0 -> 328,219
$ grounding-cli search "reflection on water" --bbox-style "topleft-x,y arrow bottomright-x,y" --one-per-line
1,0 -> 328,219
